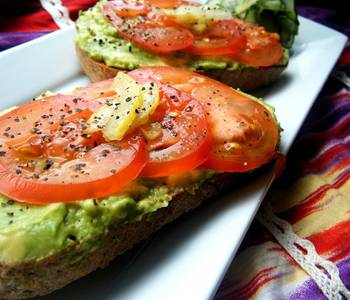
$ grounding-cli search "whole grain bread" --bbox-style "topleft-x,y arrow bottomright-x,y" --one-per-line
76,46 -> 287,91
0,172 -> 240,300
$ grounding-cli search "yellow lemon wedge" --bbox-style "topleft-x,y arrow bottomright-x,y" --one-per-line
129,82 -> 160,131
86,72 -> 160,141
161,5 -> 232,33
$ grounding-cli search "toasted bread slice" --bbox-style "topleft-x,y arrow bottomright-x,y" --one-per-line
0,173 -> 240,299
76,46 -> 286,91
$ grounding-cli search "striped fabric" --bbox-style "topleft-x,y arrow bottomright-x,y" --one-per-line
214,6 -> 350,299
1,1 -> 349,299
0,0 -> 96,50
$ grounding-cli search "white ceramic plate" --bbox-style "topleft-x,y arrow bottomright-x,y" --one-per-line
0,17 -> 347,300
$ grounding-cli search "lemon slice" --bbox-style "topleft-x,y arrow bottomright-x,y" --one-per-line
86,73 -> 161,141
130,82 -> 160,130
86,72 -> 143,141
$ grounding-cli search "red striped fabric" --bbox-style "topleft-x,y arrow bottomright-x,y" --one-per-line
0,0 -> 58,32
0,0 -> 97,33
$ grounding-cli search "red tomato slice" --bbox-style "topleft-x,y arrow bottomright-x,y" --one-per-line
0,135 -> 147,204
72,78 -> 115,100
103,3 -> 194,53
0,95 -> 147,203
7,109 -> 103,160
129,67 -> 279,172
232,20 -> 283,67
104,0 -> 151,18
0,94 -> 101,141
129,23 -> 194,53
185,20 -> 247,56
138,85 -> 212,177
72,77 -> 211,177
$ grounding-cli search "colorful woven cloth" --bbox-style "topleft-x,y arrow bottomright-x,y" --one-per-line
0,0 -> 95,51
214,6 -> 350,300
1,1 -> 349,299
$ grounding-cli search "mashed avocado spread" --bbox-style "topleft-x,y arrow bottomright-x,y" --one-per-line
0,170 -> 214,265
75,0 -> 288,71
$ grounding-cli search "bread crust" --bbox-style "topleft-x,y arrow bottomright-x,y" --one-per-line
0,173 -> 238,299
76,46 -> 287,91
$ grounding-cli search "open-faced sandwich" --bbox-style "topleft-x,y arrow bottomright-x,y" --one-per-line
0,67 -> 280,299
75,0 -> 298,90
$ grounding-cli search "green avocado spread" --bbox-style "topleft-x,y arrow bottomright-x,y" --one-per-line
75,0 -> 288,71
0,170 -> 214,265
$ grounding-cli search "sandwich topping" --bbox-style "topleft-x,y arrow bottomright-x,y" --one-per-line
102,0 -> 283,67
0,67 -> 280,263
0,67 -> 279,205
75,0 -> 291,71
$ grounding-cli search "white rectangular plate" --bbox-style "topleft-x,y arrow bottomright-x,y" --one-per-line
0,16 -> 347,300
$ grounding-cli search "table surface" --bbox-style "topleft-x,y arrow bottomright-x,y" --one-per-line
1,1 -> 349,299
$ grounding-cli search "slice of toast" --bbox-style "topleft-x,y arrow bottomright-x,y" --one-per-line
76,46 -> 286,91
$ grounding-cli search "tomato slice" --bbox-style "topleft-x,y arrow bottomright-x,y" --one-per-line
128,23 -> 194,53
123,73 -> 211,177
185,20 -> 247,56
70,69 -> 279,174
104,0 -> 151,18
0,95 -> 147,203
0,94 -> 101,141
72,78 -> 115,100
129,66 -> 279,172
138,84 -> 212,177
232,20 -> 283,67
0,135 -> 147,204
7,109 -> 104,160
103,3 -> 194,53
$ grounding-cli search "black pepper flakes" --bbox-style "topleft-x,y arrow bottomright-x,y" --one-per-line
31,128 -> 42,134
101,149 -> 110,157
75,163 -> 87,171
185,105 -> 193,112
43,159 -> 54,170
